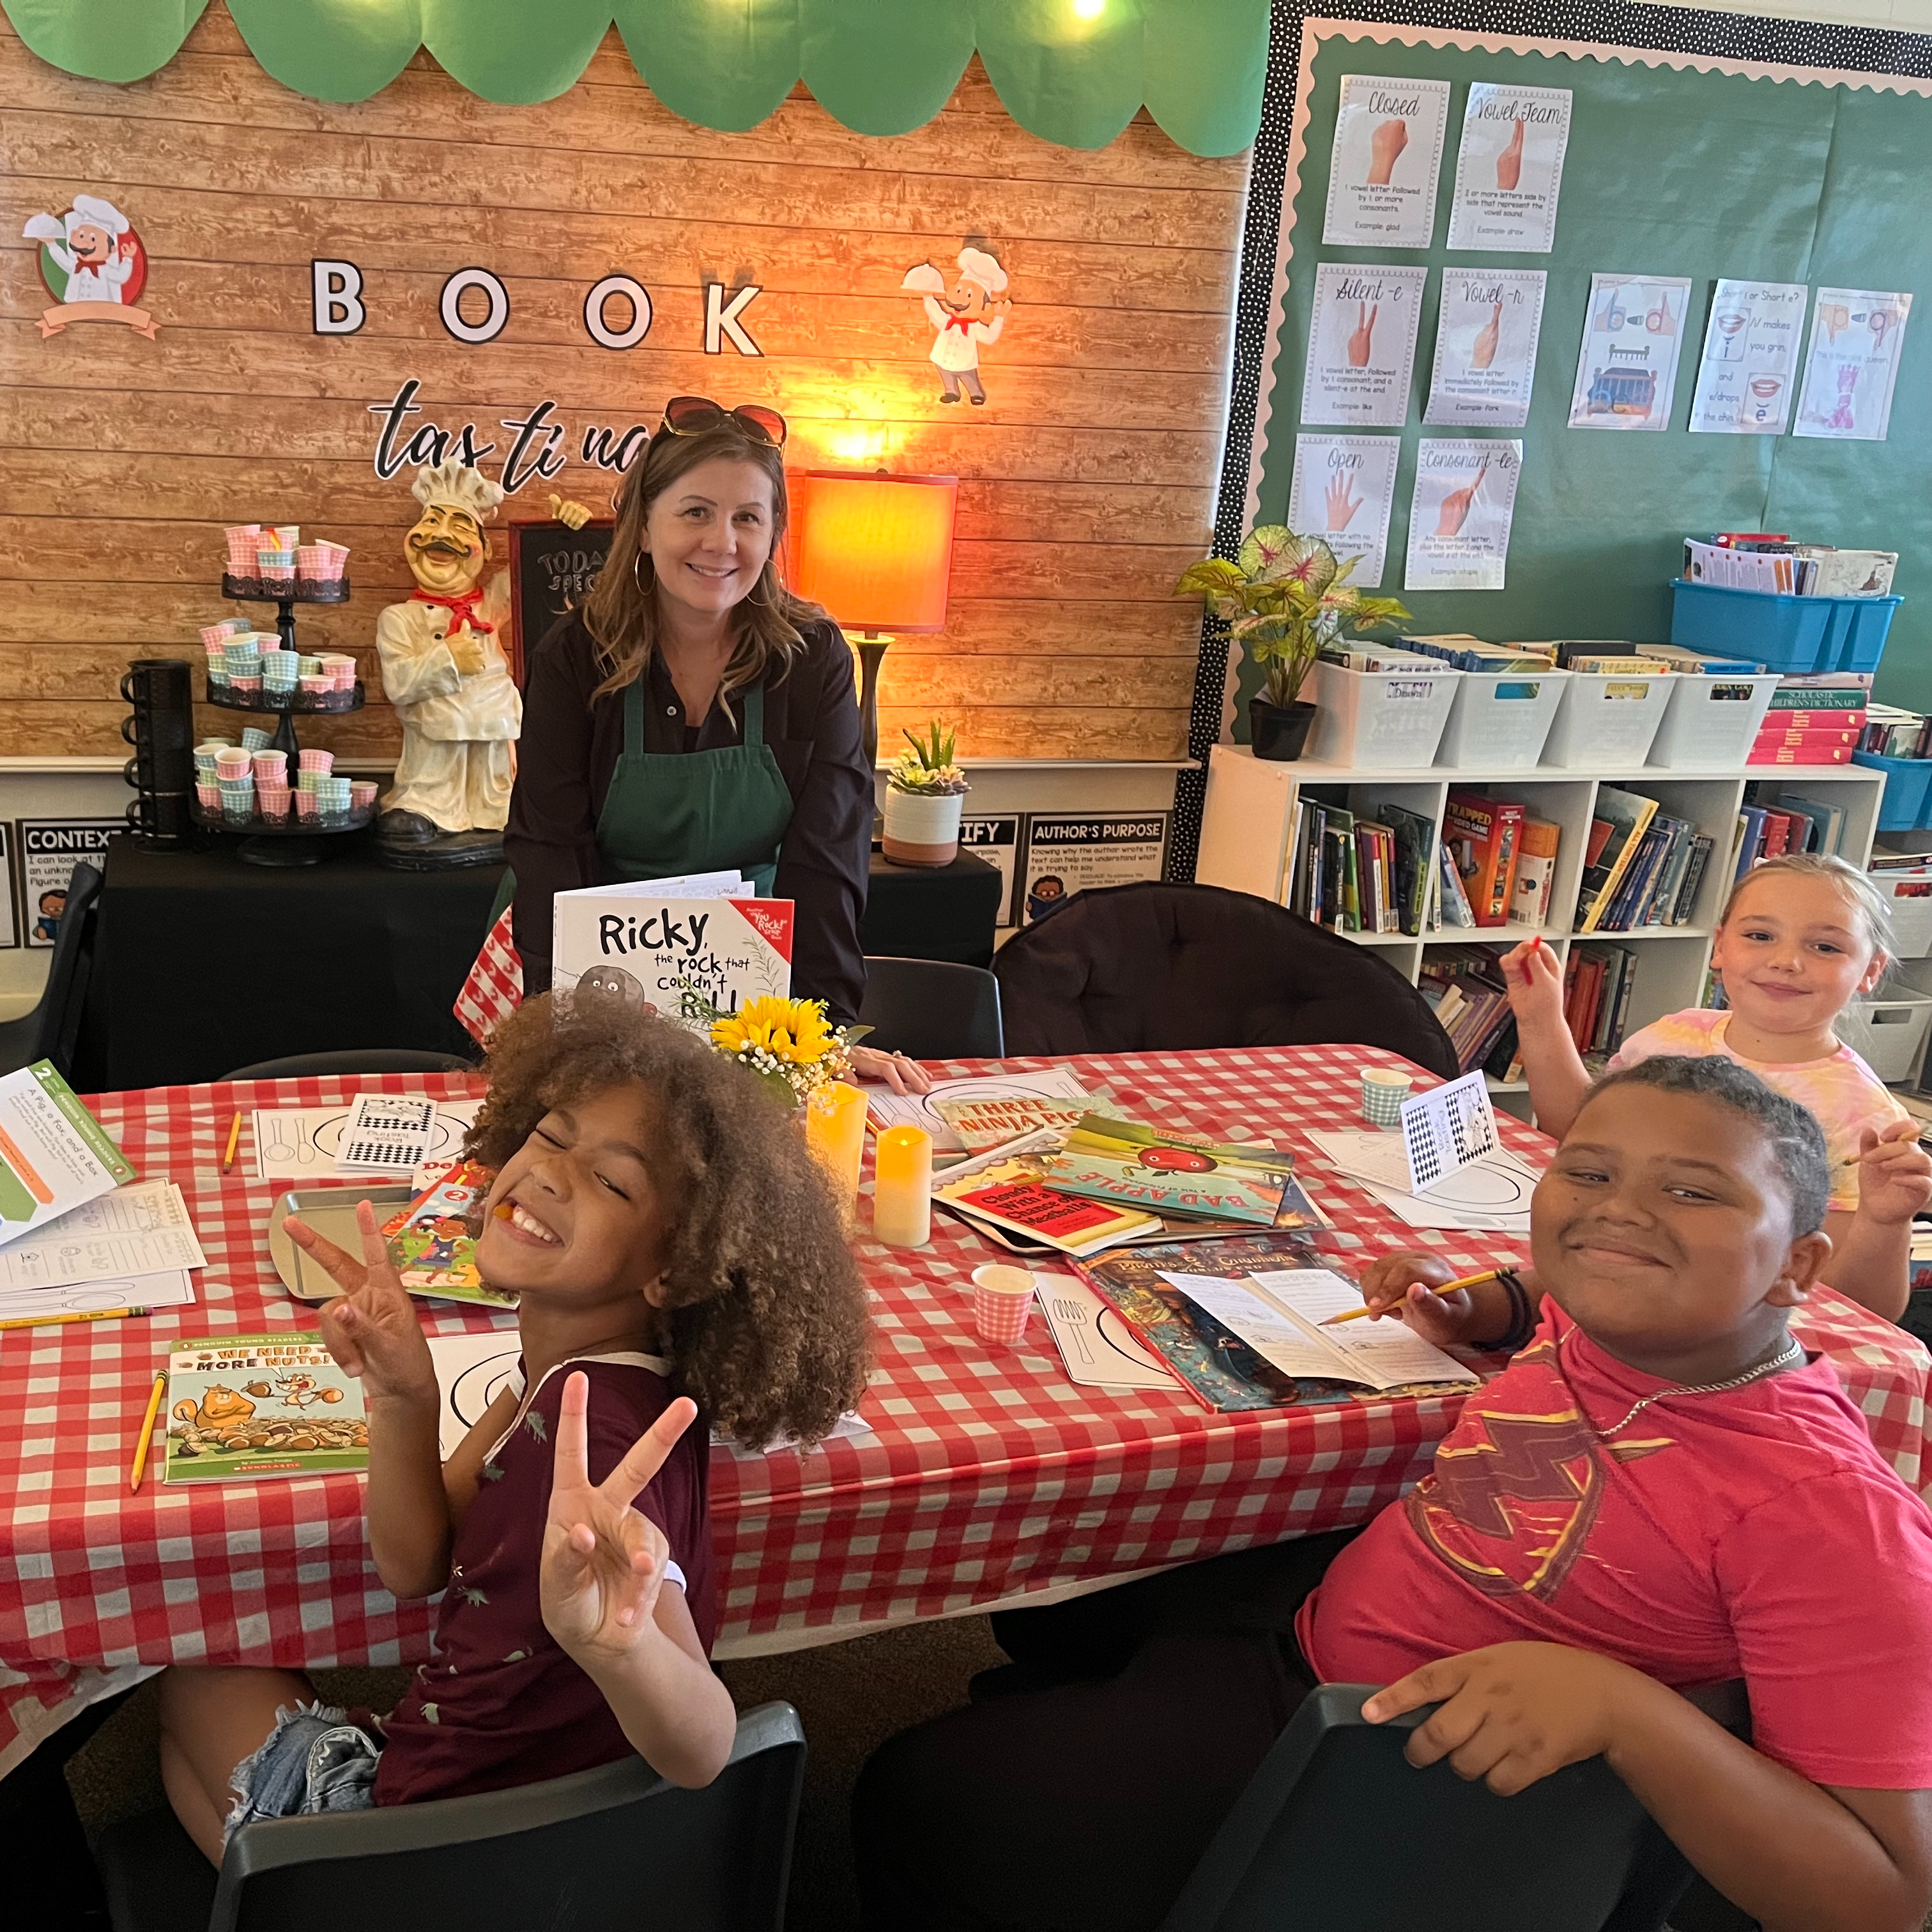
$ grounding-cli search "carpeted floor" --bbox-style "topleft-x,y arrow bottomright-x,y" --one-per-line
62,1614 -> 1006,1932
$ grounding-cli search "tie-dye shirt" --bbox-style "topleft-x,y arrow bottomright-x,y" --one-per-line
1607,1006 -> 1910,1212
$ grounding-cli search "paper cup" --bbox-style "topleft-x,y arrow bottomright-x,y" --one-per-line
230,675 -> 261,693
224,527 -> 263,571
265,525 -> 300,551
1361,1066 -> 1413,1128
349,781 -> 379,810
296,546 -> 329,579
240,727 -> 270,752
299,675 -> 329,697
215,750 -> 250,778
972,1264 -> 1036,1346
294,790 -> 320,820
298,748 -> 334,774
317,540 -> 349,569
256,785 -> 290,818
195,783 -> 222,809
250,749 -> 286,779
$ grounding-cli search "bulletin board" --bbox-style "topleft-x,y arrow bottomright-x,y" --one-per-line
1204,2 -> 1932,753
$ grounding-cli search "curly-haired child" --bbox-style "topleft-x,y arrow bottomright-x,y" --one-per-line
157,993 -> 871,1861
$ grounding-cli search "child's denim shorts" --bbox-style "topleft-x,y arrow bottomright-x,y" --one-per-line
225,1699 -> 381,1846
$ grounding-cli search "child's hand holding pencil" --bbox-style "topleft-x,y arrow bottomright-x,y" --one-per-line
1327,1251 -> 1506,1351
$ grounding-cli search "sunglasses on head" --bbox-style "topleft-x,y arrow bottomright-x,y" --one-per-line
658,395 -> 788,448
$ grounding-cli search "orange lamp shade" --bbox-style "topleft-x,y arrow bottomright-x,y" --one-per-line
789,470 -> 958,632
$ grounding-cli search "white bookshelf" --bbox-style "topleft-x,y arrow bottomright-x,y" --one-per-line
1197,744 -> 1887,1119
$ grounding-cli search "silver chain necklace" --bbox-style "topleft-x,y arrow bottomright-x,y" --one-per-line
1588,1336 -> 1805,1438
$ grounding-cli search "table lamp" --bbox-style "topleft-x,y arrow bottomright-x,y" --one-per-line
788,470 -> 958,768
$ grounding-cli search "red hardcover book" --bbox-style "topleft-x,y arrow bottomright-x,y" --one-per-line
1749,744 -> 1853,766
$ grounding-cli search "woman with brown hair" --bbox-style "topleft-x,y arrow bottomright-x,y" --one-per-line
503,396 -> 927,1091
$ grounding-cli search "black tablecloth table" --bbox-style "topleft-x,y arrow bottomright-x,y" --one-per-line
859,848 -> 1002,969
95,836 -> 500,1088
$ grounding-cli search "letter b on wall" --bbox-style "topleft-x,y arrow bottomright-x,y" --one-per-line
312,260 -> 365,335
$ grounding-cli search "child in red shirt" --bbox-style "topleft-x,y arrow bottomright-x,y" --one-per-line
157,992 -> 870,1860
854,1055 -> 1932,1932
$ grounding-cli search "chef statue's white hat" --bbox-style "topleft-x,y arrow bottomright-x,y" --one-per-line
955,247 -> 1008,296
411,459 -> 505,524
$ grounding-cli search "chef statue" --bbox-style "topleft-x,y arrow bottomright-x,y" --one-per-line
374,459 -> 521,869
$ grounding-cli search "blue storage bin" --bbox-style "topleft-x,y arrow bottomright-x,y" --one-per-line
1852,751 -> 1932,831
1670,578 -> 1899,676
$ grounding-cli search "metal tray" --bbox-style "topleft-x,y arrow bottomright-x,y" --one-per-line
268,1184 -> 414,1302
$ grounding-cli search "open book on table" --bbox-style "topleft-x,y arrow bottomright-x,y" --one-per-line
1157,1268 -> 1479,1394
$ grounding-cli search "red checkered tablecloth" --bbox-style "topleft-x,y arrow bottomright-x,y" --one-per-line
2,1046 -> 1926,1774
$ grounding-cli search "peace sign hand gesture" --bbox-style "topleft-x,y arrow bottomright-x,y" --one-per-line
540,1370 -> 698,1666
286,1199 -> 436,1406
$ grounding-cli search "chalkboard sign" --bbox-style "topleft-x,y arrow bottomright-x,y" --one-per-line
505,518 -> 615,684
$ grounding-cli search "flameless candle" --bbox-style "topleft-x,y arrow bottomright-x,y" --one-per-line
872,1125 -> 932,1248
806,1080 -> 868,1226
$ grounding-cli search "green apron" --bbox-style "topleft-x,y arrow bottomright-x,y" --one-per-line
493,673 -> 793,930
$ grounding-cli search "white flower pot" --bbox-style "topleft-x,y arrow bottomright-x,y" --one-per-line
882,787 -> 964,867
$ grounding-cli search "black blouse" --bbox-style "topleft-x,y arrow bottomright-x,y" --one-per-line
504,613 -> 872,1023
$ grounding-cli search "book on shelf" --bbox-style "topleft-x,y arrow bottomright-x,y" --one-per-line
1508,818 -> 1561,928
1777,795 -> 1846,855
1575,788 -> 1658,933
1643,643 -> 1767,676
1749,744 -> 1855,767
1419,946 -> 1516,1075
1381,806 -> 1438,936
1443,792 -> 1524,930
1436,839 -> 1476,926
1404,636 -> 1558,673
1563,944 -> 1639,1059
1860,705 -> 1932,758
1564,653 -> 1675,675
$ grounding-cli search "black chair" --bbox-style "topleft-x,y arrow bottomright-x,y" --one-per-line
859,956 -> 1005,1059
1159,1683 -> 1695,1932
220,1048 -> 477,1082
993,882 -> 1459,1078
95,1700 -> 806,1932
0,861 -> 103,1082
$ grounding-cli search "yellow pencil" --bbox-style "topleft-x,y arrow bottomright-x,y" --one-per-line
0,1304 -> 148,1333
1322,1269 -> 1504,1324
130,1369 -> 169,1492
221,1110 -> 243,1175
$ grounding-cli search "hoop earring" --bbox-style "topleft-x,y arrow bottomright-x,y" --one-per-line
744,565 -> 775,609
632,553 -> 655,592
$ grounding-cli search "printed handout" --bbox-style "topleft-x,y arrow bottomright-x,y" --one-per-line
1288,434 -> 1400,588
1567,274 -> 1692,432
1323,73 -> 1452,248
0,1179 -> 205,1291
1689,279 -> 1807,435
1794,287 -> 1912,442
1446,83 -> 1572,253
1302,262 -> 1429,429
1425,268 -> 1547,427
1404,439 -> 1522,591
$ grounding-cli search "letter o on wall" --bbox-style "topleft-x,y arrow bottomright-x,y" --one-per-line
584,275 -> 653,350
440,267 -> 510,344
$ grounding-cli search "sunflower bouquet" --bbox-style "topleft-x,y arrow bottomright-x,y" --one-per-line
702,993 -> 872,1108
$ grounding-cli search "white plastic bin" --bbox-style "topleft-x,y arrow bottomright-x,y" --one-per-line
1540,672 -> 1673,769
1646,673 -> 1781,769
1304,657 -> 1462,769
1837,993 -> 1932,1084
1435,670 -> 1570,770
1875,870 -> 1932,960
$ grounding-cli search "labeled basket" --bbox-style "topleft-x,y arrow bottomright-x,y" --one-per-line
1434,670 -> 1570,770
1670,578 -> 1900,677
1303,658 -> 1462,770
1539,672 -> 1673,769
1836,992 -> 1932,1085
1873,870 -> 1932,961
1646,673 -> 1781,769
1852,751 -> 1932,832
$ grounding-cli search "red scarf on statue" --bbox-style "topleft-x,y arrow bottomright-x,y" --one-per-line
410,587 -> 494,636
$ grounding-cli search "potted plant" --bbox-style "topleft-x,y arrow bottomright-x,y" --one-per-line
1175,527 -> 1409,761
882,719 -> 970,866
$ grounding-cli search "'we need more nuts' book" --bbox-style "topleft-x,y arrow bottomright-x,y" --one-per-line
553,871 -> 793,1034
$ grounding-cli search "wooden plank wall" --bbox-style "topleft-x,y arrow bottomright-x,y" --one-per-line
0,9 -> 1242,763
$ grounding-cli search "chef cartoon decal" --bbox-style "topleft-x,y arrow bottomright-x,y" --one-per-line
22,194 -> 158,339
902,245 -> 1011,405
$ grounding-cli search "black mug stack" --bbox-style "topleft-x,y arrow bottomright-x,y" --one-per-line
120,657 -> 196,850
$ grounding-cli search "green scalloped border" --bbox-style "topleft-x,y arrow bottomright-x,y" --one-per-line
1,0 -> 1265,154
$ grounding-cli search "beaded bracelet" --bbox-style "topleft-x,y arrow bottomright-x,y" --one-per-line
1491,1267 -> 1537,1354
